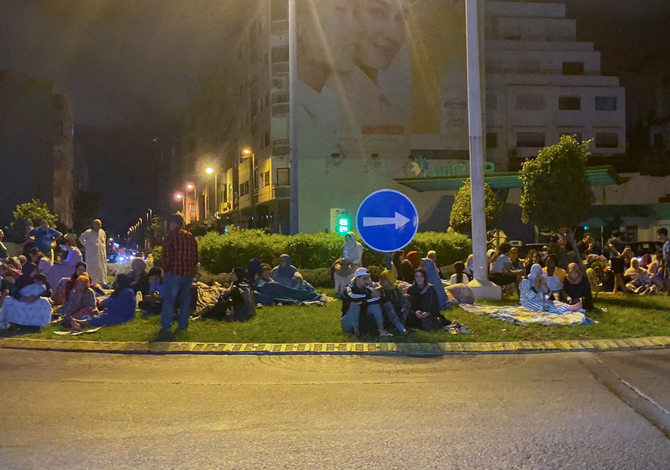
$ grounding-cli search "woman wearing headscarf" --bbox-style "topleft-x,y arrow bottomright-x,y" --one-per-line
406,268 -> 451,331
563,263 -> 594,310
271,254 -> 299,288
71,274 -> 136,330
519,264 -> 582,313
405,251 -> 421,270
420,257 -> 451,310
0,279 -> 53,329
47,236 -> 83,288
333,233 -> 364,295
378,269 -> 408,334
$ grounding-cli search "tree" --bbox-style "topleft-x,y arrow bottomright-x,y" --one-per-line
519,135 -> 594,263
6,199 -> 59,241
449,178 -> 500,233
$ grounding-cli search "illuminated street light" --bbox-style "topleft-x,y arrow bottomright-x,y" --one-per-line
205,167 -> 215,175
186,183 -> 195,191
174,191 -> 184,201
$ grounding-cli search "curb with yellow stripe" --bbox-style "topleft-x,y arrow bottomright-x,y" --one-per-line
1,336 -> 670,355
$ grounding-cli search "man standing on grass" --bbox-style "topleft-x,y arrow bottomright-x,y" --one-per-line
159,214 -> 198,335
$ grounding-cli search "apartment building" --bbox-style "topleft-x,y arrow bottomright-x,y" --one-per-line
182,0 -> 625,234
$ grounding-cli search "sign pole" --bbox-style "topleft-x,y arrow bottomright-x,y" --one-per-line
465,0 -> 501,299
288,0 -> 299,235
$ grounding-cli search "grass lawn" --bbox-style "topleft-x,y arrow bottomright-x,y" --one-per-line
5,290 -> 670,344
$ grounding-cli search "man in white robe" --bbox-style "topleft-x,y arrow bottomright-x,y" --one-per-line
79,219 -> 108,286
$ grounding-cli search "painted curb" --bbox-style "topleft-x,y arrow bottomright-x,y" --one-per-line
1,336 -> 670,356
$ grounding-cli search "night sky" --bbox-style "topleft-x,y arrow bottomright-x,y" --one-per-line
1,0 -> 669,234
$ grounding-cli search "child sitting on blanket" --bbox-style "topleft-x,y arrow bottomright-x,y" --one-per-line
138,267 -> 164,315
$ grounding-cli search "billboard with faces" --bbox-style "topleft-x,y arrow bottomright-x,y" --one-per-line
295,0 -> 468,162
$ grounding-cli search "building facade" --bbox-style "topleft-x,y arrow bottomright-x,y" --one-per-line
0,71 -> 75,227
182,0 -> 625,235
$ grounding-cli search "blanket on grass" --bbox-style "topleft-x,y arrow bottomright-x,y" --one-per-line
460,304 -> 594,326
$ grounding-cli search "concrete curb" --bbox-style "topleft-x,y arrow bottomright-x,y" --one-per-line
1,336 -> 670,356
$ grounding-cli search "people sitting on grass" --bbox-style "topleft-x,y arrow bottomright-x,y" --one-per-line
333,233 -> 364,295
378,269 -> 408,335
563,263 -> 594,311
420,257 -> 452,310
253,263 -> 325,306
405,251 -> 421,270
129,258 -> 150,296
449,261 -> 472,286
47,237 -> 83,288
577,232 -> 601,257
271,254 -> 299,288
648,253 -> 665,292
59,274 -> 97,321
489,243 -> 524,291
393,250 -> 415,283
0,273 -> 53,330
70,274 -> 136,331
520,264 -> 582,313
509,247 -> 523,270
19,248 -> 51,289
523,249 -> 543,276
0,263 -> 21,307
624,258 -> 655,295
543,255 -> 567,298
341,268 -> 392,338
246,258 -> 262,285
406,268 -> 451,331
52,262 -> 88,305
202,267 -> 256,322
139,267 -> 164,315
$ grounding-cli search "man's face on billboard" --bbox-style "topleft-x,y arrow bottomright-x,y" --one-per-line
355,0 -> 407,72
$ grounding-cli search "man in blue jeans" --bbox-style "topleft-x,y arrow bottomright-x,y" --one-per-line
341,268 -> 393,338
159,214 -> 198,337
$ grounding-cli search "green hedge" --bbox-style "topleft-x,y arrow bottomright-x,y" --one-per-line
196,230 -> 472,275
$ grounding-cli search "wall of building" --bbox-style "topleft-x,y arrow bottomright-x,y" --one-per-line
0,71 -> 75,226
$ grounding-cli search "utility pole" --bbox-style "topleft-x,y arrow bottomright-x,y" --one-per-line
466,0 -> 501,299
288,0 -> 299,235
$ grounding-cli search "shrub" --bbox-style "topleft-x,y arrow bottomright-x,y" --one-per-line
195,230 -> 473,275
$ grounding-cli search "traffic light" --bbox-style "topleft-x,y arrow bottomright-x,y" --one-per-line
336,214 -> 350,234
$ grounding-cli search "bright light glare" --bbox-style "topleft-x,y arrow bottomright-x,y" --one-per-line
186,183 -> 194,190
205,167 -> 215,175
242,147 -> 252,156
174,192 -> 184,201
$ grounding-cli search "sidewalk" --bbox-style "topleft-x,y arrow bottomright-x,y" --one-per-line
1,336 -> 670,356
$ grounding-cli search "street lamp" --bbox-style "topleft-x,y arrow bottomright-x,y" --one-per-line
241,147 -> 256,229
205,167 -> 218,218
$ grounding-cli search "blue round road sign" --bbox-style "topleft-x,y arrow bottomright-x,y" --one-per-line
356,189 -> 419,253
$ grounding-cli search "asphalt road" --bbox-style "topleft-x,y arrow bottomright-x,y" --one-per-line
1,349 -> 669,469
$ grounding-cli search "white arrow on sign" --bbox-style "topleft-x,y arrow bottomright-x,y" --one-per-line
363,212 -> 411,230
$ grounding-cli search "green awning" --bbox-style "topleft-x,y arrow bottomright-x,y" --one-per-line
395,166 -> 628,192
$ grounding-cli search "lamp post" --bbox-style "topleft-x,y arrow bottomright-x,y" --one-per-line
241,147 -> 256,229
174,191 -> 185,215
205,167 -> 218,219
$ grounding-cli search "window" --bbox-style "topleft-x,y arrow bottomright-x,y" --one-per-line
562,62 -> 584,76
596,96 -> 617,111
486,133 -> 498,149
595,133 -> 619,148
264,170 -> 270,187
560,132 -> 583,142
263,132 -> 270,148
515,95 -> 545,111
559,96 -> 581,111
486,94 -> 498,111
276,168 -> 290,186
517,132 -> 546,148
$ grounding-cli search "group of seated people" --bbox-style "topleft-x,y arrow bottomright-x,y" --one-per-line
0,248 -> 140,331
340,265 -> 461,338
